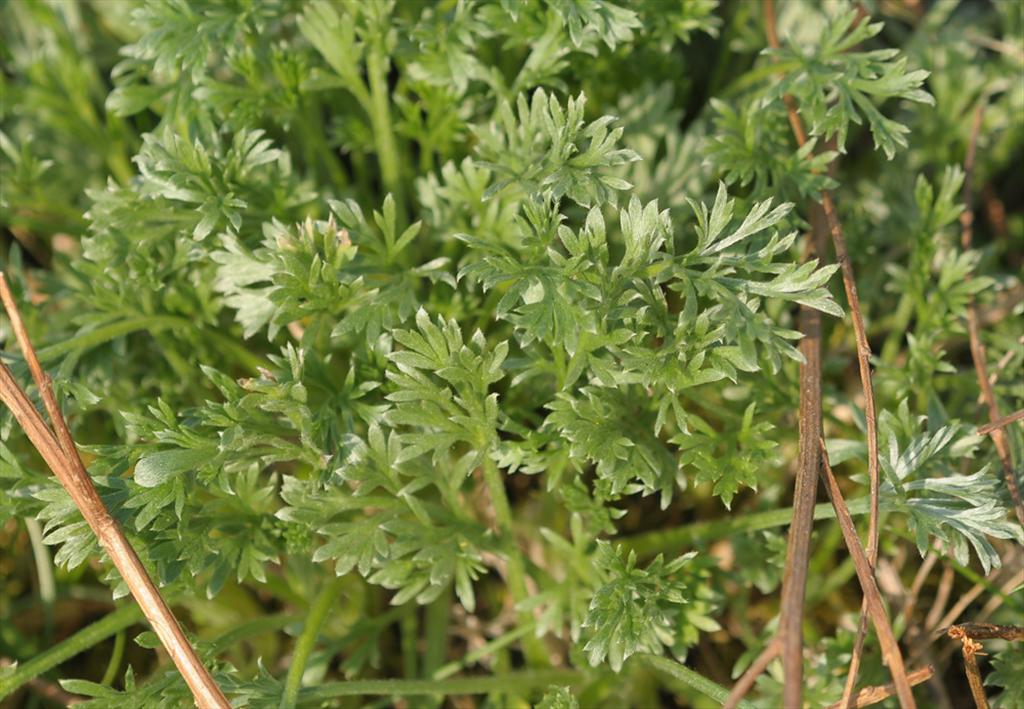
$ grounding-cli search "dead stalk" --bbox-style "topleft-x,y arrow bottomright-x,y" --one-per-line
959,103 -> 1024,527
825,666 -> 935,709
723,640 -> 780,709
820,440 -> 915,709
977,408 -> 1024,436
763,2 -> 882,705
774,198 -> 828,704
901,550 -> 939,628
924,565 -> 956,635
932,573 -> 1003,639
0,273 -> 229,709
959,638 -> 990,709
946,622 -> 1024,708
936,572 -> 1024,666
947,623 -> 1024,642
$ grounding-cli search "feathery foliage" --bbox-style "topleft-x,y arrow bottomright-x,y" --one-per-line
1,1 -> 1021,706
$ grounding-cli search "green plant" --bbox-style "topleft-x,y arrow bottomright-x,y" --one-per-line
1,0 -> 1022,707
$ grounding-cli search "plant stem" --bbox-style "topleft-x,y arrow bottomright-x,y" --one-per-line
763,5 -> 882,702
959,638 -> 989,709
433,621 -> 537,680
25,517 -> 56,642
366,45 -> 404,216
959,101 -> 1024,527
481,456 -> 549,666
400,605 -> 418,679
37,315 -> 186,362
624,496 -> 877,557
280,577 -> 344,709
210,613 -> 298,653
640,654 -> 754,709
0,275 -> 230,709
825,666 -> 935,709
299,670 -> 582,702
772,198 -> 827,709
0,604 -> 143,701
36,315 -> 268,373
422,586 -> 452,679
99,631 -> 126,686
819,440 -> 915,709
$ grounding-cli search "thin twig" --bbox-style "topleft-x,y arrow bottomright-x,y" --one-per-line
908,563 -> 955,667
981,183 -> 1008,240
825,666 -> 934,709
723,640 -> 780,709
820,440 -> 915,709
923,565 -> 956,635
977,408 -> 1024,436
779,205 -> 828,709
0,273 -> 229,709
959,103 -> 1024,527
734,213 -> 828,709
764,3 -> 882,703
947,623 -> 1024,642
901,550 -> 939,628
959,637 -> 990,709
761,5 -> 830,705
932,572 -> 1001,638
975,569 -> 1024,625
937,571 -> 1024,665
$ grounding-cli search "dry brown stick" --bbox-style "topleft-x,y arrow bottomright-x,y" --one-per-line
975,569 -> 1024,624
959,104 -> 1024,527
721,214 -> 825,709
936,571 -> 1024,666
764,3 -> 883,706
0,274 -> 65,439
0,276 -> 229,709
821,182 -> 883,708
820,440 -> 916,709
725,203 -> 830,709
959,638 -> 990,709
782,213 -> 827,709
933,578 -> 991,636
924,565 -> 956,635
901,550 -> 939,627
758,6 -> 831,707
981,183 -> 1008,241
948,623 -> 1024,642
723,639 -> 781,709
977,408 -> 1024,436
907,562 -> 959,667
825,666 -> 935,709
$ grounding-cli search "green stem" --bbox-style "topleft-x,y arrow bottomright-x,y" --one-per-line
880,294 -> 914,363
99,631 -> 126,686
639,654 -> 754,709
24,518 -> 55,642
481,457 -> 549,667
299,670 -> 582,702
105,147 -> 135,187
211,613 -> 298,653
366,46 -> 404,214
720,59 -> 803,97
36,315 -> 268,373
300,96 -> 349,190
624,497 -> 877,557
0,604 -> 143,701
433,621 -> 537,680
280,577 -> 344,709
887,528 -> 1024,613
421,586 -> 451,679
401,605 -> 418,679
37,316 -> 185,362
